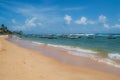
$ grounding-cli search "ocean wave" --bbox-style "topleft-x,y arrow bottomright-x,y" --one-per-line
10,35 -> 21,40
49,44 -> 97,57
44,43 -> 97,57
97,58 -> 120,68
30,41 -> 120,68
47,44 -> 97,53
9,38 -> 120,69
108,53 -> 120,60
32,41 -> 44,45
31,41 -> 98,58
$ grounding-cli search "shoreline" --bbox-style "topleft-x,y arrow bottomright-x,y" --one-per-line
0,36 -> 120,80
7,36 -> 120,76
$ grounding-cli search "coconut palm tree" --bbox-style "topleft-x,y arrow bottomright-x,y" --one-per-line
0,24 -> 12,34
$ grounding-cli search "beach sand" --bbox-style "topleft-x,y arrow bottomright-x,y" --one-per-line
0,36 -> 120,80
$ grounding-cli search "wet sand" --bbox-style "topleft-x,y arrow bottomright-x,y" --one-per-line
8,37 -> 120,75
0,36 -> 120,80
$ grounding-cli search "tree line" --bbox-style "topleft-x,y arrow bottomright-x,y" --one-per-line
0,24 -> 12,34
0,24 -> 23,35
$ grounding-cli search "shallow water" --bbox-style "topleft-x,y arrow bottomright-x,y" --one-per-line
7,36 -> 120,75
22,35 -> 120,60
7,35 -> 120,67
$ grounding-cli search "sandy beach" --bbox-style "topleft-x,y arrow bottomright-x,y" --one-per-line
0,36 -> 120,80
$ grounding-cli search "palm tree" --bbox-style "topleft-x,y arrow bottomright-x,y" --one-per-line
0,24 -> 5,34
0,24 -> 12,34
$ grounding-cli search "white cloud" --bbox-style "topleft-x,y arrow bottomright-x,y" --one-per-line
112,24 -> 120,29
11,19 -> 16,24
98,15 -> 110,29
99,15 -> 106,23
63,7 -> 83,11
75,17 -> 95,25
13,17 -> 43,31
75,17 -> 87,25
103,23 -> 109,28
64,15 -> 72,24
25,17 -> 37,27
87,20 -> 96,24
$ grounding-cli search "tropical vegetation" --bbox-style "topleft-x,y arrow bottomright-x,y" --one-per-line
0,24 -> 12,34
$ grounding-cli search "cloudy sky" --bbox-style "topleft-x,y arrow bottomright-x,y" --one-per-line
0,0 -> 120,34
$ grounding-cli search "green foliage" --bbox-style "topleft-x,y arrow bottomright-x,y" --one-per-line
0,24 -> 24,36
0,24 -> 12,35
12,31 -> 23,35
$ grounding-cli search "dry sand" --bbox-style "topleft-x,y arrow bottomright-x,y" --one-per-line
0,36 -> 120,80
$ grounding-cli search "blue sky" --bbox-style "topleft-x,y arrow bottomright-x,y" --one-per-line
0,0 -> 120,34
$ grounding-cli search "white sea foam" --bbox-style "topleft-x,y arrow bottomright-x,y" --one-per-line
97,58 -> 120,68
108,53 -> 120,60
32,41 -> 44,45
85,34 -> 95,36
68,51 -> 96,58
31,41 -> 97,58
26,41 -> 120,68
47,44 -> 97,54
11,35 -> 21,40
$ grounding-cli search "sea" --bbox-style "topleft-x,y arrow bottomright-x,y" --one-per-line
8,33 -> 120,68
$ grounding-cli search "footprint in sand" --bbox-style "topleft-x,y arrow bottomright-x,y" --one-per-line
23,60 -> 26,64
0,48 -> 6,51
0,49 -> 6,55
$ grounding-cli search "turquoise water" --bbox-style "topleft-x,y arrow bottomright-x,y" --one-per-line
22,35 -> 120,54
8,34 -> 120,68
